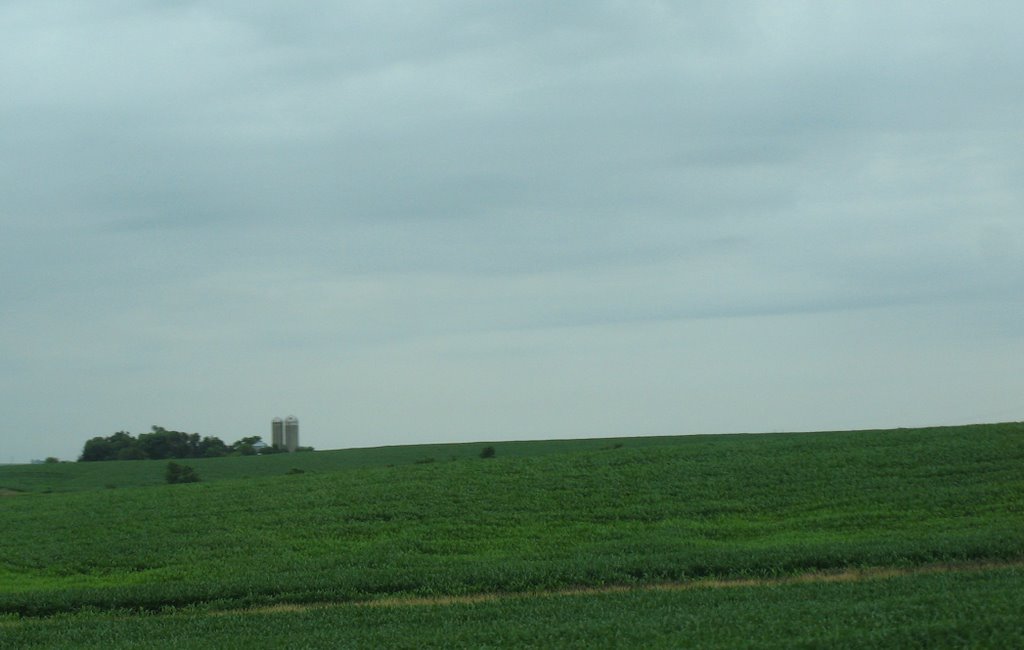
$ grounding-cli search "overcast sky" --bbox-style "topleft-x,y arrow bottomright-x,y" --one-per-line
3,1 -> 1023,462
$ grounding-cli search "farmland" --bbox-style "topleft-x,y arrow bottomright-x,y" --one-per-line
1,423 -> 1023,646
2,567 -> 1022,649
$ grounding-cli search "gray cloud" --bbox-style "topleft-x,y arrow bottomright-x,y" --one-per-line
3,2 -> 1024,461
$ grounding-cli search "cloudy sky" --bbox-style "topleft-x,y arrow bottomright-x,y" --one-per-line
3,2 -> 1023,462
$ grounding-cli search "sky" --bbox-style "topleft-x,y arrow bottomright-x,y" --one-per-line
2,1 -> 1023,462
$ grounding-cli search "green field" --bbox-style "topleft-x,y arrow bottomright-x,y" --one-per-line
2,423 -> 1023,646
3,568 -> 1021,649
1,433 -> 716,494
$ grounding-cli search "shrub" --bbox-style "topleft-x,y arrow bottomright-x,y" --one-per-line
480,446 -> 496,459
165,462 -> 201,484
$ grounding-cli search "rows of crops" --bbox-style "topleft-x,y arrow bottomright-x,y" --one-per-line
3,567 -> 1022,648
0,432 -> 703,493
1,423 -> 1021,617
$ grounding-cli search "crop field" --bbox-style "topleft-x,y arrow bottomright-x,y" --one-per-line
2,423 -> 1023,646
0,433 -> 696,493
3,567 -> 1022,649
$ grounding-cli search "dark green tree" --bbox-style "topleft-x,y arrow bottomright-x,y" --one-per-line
231,436 -> 263,456
165,461 -> 200,484
80,431 -> 140,461
138,427 -> 201,459
199,436 -> 229,458
80,436 -> 115,462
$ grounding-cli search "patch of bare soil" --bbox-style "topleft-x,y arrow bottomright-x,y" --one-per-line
240,559 -> 1024,614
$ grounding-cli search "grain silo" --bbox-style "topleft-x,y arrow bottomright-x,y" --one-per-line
284,415 -> 299,452
271,417 -> 284,449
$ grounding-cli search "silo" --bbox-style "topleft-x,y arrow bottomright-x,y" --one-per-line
271,417 -> 284,449
284,415 -> 299,452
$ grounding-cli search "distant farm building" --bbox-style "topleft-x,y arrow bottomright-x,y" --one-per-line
271,416 -> 299,452
284,416 -> 299,452
272,417 -> 284,448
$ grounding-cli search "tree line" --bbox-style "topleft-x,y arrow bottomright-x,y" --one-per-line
78,426 -> 289,462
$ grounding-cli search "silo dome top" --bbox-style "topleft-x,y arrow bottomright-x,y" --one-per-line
272,417 -> 283,423
285,415 -> 298,424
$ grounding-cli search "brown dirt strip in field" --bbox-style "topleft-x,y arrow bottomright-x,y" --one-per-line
1,559 -> 1019,627
250,558 -> 1024,613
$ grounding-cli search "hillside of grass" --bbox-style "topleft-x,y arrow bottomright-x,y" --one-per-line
3,422 -> 1020,494
1,422 -> 1022,618
1,434 -> 690,493
4,567 -> 1022,649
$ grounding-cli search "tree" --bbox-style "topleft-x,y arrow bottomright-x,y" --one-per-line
199,436 -> 229,458
138,427 -> 200,460
79,431 -> 140,461
78,427 -> 229,462
165,462 -> 200,484
231,436 -> 263,456
80,436 -> 115,462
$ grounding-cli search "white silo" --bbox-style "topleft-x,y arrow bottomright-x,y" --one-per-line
271,417 -> 284,449
284,415 -> 299,452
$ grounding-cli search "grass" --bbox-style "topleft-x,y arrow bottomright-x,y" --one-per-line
1,422 -> 1022,645
3,422 -> 1020,494
0,434 -> 683,493
2,567 -> 1021,649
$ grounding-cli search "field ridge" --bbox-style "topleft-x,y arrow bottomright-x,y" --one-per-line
240,558 -> 1024,613
4,559 -> 1020,626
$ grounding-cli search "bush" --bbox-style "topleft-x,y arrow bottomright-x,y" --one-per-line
165,462 -> 201,484
480,446 -> 496,459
